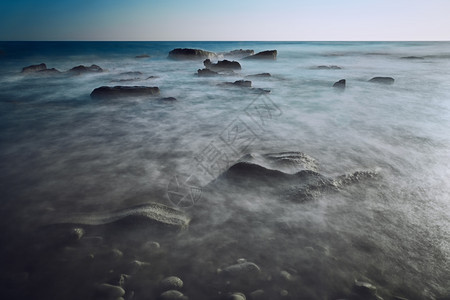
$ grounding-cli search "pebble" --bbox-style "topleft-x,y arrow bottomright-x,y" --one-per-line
219,261 -> 261,276
96,283 -> 126,298
280,270 -> 294,282
250,290 -> 265,300
160,290 -> 187,300
160,276 -> 183,291
127,260 -> 150,274
229,292 -> 246,300
280,290 -> 289,297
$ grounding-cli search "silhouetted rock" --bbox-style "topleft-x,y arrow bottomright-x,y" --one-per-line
204,59 -> 241,71
160,97 -> 177,101
135,54 -> 150,58
168,48 -> 217,60
39,68 -> 61,74
120,71 -> 143,76
369,77 -> 394,84
245,73 -> 271,78
316,65 -> 342,70
90,86 -> 160,99
197,68 -> 219,77
69,64 -> 103,74
21,63 -> 47,73
222,49 -> 254,58
401,56 -> 424,60
333,79 -> 346,89
233,80 -> 252,87
244,50 -> 277,60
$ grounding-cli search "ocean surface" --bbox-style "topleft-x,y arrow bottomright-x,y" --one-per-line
0,41 -> 449,300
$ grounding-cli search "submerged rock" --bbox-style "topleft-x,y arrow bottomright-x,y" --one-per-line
169,48 -> 216,60
316,65 -> 342,69
400,56 -> 424,60
245,73 -> 271,78
160,97 -> 177,101
135,54 -> 150,58
218,261 -> 261,277
90,86 -> 160,99
69,64 -> 103,74
160,290 -> 188,300
244,50 -> 277,60
21,63 -> 47,73
197,68 -> 219,77
333,79 -> 346,89
220,80 -> 252,87
204,59 -> 241,71
368,77 -> 394,84
95,283 -> 126,298
160,276 -> 183,291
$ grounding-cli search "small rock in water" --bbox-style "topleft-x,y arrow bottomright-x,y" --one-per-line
244,50 -> 277,60
229,292 -> 246,300
135,54 -> 150,58
280,289 -> 289,297
250,289 -> 265,299
204,59 -> 242,71
245,73 -> 271,78
219,261 -> 261,276
353,280 -> 377,296
368,77 -> 394,84
21,63 -> 47,73
69,64 -> 103,74
144,241 -> 160,250
160,276 -> 183,291
232,80 -> 252,87
69,227 -> 85,240
169,48 -> 217,60
280,270 -> 294,282
316,65 -> 342,70
96,283 -> 126,298
160,290 -> 188,300
90,86 -> 160,99
197,68 -> 219,77
160,97 -> 177,101
333,79 -> 346,89
108,274 -> 129,287
126,260 -> 150,274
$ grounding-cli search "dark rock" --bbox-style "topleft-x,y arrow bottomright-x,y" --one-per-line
223,49 -> 254,58
95,283 -> 125,298
38,68 -> 61,74
160,97 -> 177,101
197,68 -> 219,77
401,56 -> 424,60
160,290 -> 187,300
233,80 -> 252,87
204,59 -> 241,71
69,64 -> 103,74
90,86 -> 160,99
21,63 -> 47,73
316,65 -> 342,70
135,54 -> 150,58
245,73 -> 271,78
147,75 -> 159,79
160,276 -> 183,291
244,50 -> 277,60
168,48 -> 216,60
333,79 -> 346,89
120,71 -> 143,76
369,77 -> 394,84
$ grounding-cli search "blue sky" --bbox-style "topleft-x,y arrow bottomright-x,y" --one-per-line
0,0 -> 449,41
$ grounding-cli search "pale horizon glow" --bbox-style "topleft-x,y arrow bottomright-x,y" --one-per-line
0,0 -> 449,41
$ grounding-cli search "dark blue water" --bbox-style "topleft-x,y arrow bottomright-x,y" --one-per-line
0,41 -> 449,300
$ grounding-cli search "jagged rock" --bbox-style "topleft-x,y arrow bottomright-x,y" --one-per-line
244,50 -> 277,60
204,59 -> 241,71
223,49 -> 254,58
368,77 -> 394,84
160,276 -> 183,291
245,73 -> 271,78
90,86 -> 160,99
21,63 -> 47,73
229,80 -> 252,87
168,48 -> 216,60
39,68 -> 61,74
197,68 -> 219,77
333,79 -> 346,89
69,64 -> 103,74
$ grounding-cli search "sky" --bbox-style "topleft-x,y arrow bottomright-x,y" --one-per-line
0,0 -> 449,41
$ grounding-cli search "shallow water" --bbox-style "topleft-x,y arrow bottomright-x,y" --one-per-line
0,41 -> 449,300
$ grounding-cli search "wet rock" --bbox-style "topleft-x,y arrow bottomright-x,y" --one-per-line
160,276 -> 183,291
280,270 -> 294,282
333,79 -> 346,89
204,59 -> 241,71
21,63 -> 47,73
245,73 -> 271,78
135,54 -> 150,58
69,64 -> 103,74
147,75 -> 159,79
160,97 -> 177,101
169,48 -> 217,60
244,50 -> 277,60
316,65 -> 342,70
69,227 -> 85,241
144,241 -> 161,250
90,86 -> 160,99
120,71 -> 143,76
126,260 -> 150,274
159,290 -> 188,300
229,292 -> 246,300
108,274 -> 129,287
223,49 -> 254,58
197,68 -> 219,77
96,283 -> 126,298
221,80 -> 252,87
250,289 -> 265,300
103,248 -> 124,260
280,290 -> 289,297
368,77 -> 394,84
218,261 -> 261,277
401,56 -> 424,60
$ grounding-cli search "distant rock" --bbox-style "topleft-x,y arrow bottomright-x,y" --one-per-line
39,68 -> 61,74
244,50 -> 277,60
90,86 -> 160,99
220,80 -> 252,87
315,65 -> 342,70
222,49 -> 254,58
401,56 -> 424,60
204,59 -> 241,71
21,63 -> 47,73
368,77 -> 394,84
197,68 -> 219,77
147,75 -> 159,79
168,48 -> 217,60
135,54 -> 150,58
69,64 -> 103,74
120,71 -> 143,76
218,261 -> 261,277
333,79 -> 346,89
245,73 -> 271,78
160,97 -> 177,101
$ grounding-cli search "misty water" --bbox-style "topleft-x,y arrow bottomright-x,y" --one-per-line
0,42 -> 449,300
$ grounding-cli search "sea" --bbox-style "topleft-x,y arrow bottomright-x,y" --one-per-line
0,41 -> 449,300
